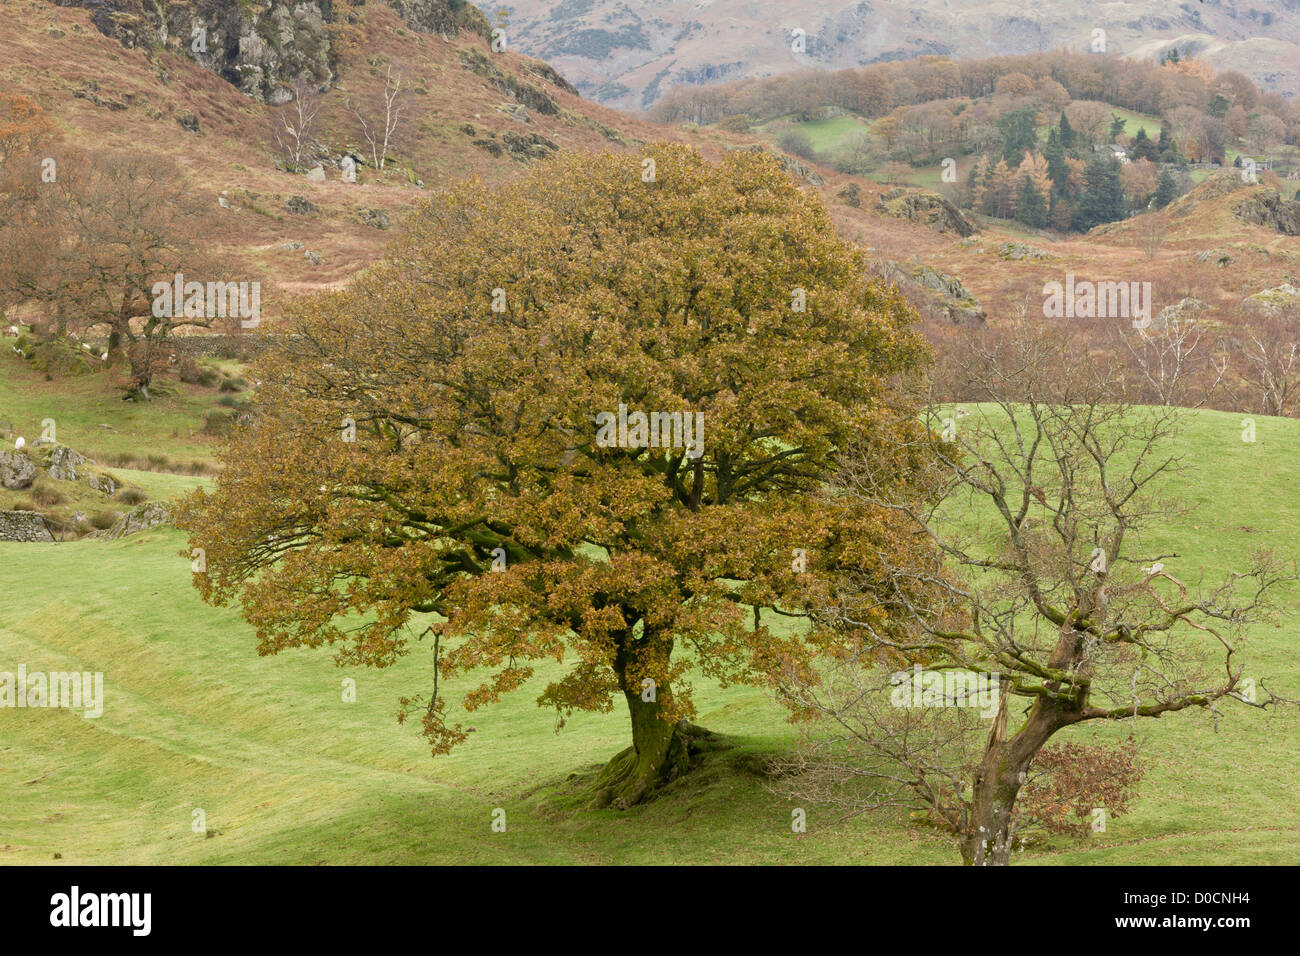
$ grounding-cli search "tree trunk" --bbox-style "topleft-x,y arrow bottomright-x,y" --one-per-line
960,690 -> 1064,866
589,631 -> 714,809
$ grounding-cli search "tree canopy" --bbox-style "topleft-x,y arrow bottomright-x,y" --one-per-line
180,144 -> 932,807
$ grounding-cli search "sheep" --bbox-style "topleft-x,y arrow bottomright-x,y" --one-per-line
14,436 -> 26,451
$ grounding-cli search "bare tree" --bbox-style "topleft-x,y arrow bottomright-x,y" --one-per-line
1241,306 -> 1300,417
1116,309 -> 1226,407
773,318 -> 1293,865
270,79 -> 322,168
1136,207 -> 1167,260
0,149 -> 235,400
347,65 -> 406,174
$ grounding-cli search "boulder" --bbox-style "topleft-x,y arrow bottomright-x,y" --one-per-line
0,450 -> 36,490
91,502 -> 172,540
39,444 -> 86,482
359,208 -> 391,230
86,471 -> 119,496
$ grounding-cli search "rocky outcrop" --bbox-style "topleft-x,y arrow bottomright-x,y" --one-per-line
1245,283 -> 1300,312
837,182 -> 862,208
1195,247 -> 1236,267
89,502 -> 172,539
908,265 -> 986,326
386,0 -> 492,39
727,145 -> 825,186
1233,190 -> 1300,236
997,241 -> 1052,261
876,189 -> 976,237
0,510 -> 55,542
20,443 -> 120,496
58,0 -> 492,103
501,131 -> 558,161
460,49 -> 562,115
878,261 -> 985,327
56,0 -> 335,103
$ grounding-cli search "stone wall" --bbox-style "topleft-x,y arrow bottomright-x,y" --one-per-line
0,510 -> 55,542
170,333 -> 271,361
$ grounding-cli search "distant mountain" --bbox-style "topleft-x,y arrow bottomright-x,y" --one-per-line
502,0 -> 1300,109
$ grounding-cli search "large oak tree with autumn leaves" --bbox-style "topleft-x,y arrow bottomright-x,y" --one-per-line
179,144 -> 932,807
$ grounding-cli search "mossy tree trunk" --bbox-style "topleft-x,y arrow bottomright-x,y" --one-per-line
590,627 -> 713,809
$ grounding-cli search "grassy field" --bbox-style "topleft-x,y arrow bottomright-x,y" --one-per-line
1108,106 -> 1162,141
1,407 -> 1297,865
0,340 -> 235,472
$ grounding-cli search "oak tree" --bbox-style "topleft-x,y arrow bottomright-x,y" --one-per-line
179,144 -> 931,807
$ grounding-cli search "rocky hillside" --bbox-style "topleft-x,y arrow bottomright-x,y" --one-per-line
1,0 -> 671,303
3,0 -> 1296,343
51,0 -> 492,102
504,0 -> 1300,110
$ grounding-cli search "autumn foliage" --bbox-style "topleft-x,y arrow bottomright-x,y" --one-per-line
179,144 -> 933,806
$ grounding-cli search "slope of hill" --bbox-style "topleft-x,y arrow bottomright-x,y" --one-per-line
505,0 -> 1300,109
0,0 -> 665,304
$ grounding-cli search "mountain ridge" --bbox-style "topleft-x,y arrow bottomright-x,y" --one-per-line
503,0 -> 1300,109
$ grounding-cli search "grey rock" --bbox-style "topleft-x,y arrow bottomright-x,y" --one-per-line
92,502 -> 172,540
359,208 -> 390,230
41,444 -> 86,482
1245,283 -> 1300,311
878,188 -> 977,237
1153,297 -> 1208,329
998,241 -> 1052,261
284,195 -> 318,215
0,450 -> 36,490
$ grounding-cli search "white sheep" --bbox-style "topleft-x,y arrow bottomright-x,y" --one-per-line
14,436 -> 26,450
4,325 -> 17,336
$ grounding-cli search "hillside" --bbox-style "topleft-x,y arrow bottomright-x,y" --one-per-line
505,0 -> 1300,110
0,0 -> 668,303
